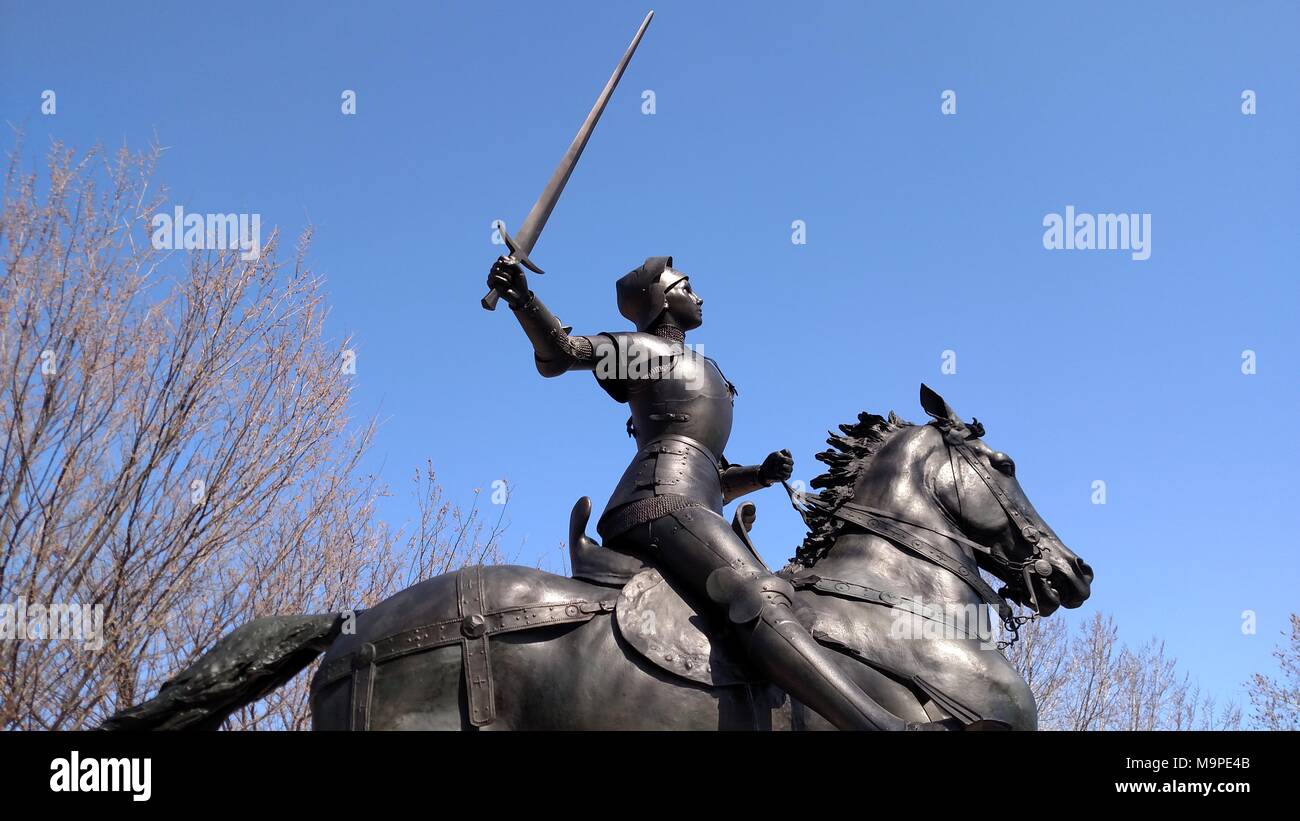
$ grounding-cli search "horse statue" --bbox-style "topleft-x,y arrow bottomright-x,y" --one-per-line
104,385 -> 1091,731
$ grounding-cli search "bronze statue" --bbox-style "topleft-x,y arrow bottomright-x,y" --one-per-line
103,12 -> 1093,732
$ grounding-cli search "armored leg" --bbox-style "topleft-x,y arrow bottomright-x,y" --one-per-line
625,507 -> 908,731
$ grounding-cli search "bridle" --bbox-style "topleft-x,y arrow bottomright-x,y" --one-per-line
783,420 -> 1051,649
938,422 -> 1052,644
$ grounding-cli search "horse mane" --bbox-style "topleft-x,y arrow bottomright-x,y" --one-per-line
789,410 -> 914,567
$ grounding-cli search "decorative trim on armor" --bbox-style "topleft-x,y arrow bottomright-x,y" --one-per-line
546,326 -> 595,363
597,495 -> 704,540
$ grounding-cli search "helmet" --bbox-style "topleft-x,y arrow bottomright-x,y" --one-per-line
616,256 -> 684,331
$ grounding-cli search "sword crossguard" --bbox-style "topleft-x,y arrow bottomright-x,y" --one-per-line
499,225 -> 546,276
482,225 -> 545,311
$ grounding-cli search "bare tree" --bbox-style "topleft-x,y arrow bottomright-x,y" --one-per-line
1003,610 -> 1241,730
401,460 -> 509,588
0,140 -> 504,730
999,610 -> 1071,725
1247,613 -> 1299,730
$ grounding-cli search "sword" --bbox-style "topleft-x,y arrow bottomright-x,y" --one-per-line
482,10 -> 654,310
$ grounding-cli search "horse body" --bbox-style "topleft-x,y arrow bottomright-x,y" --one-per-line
308,560 -> 1035,731
310,565 -> 792,730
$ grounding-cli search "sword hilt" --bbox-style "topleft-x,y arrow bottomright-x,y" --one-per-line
481,226 -> 545,311
481,289 -> 503,311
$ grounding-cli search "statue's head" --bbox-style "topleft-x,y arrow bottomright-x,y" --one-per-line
616,256 -> 703,332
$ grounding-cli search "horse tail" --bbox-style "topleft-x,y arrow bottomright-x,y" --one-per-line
100,612 -> 347,731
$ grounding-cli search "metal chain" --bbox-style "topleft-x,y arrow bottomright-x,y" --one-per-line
997,610 -> 1040,650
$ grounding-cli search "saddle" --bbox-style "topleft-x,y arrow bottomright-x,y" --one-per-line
569,496 -> 755,687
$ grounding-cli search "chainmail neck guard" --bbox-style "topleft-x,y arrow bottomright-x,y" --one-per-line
650,323 -> 685,345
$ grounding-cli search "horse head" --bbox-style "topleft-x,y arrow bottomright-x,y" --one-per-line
914,384 -> 1093,616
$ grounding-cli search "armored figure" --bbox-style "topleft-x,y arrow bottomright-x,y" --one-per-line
488,255 -> 912,730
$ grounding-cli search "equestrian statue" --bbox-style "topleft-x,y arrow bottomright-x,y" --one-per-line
103,11 -> 1092,732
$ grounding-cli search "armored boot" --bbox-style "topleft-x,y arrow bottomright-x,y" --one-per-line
628,507 -> 910,731
707,563 -> 907,731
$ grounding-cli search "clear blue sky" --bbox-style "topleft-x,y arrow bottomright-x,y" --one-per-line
3,1 -> 1296,711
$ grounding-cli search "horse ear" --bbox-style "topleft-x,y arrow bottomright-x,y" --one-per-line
919,383 -> 956,422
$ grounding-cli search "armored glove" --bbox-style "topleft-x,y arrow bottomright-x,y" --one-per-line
759,449 -> 794,485
487,258 -> 530,309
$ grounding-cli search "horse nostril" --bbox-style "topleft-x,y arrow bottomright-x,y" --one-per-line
1074,558 -> 1094,584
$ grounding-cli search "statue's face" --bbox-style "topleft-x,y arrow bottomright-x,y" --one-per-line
660,270 -> 703,330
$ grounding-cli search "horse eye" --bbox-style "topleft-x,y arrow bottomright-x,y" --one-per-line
992,457 -> 1015,477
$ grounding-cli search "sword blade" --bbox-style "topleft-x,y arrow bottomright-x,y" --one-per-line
512,10 -> 653,256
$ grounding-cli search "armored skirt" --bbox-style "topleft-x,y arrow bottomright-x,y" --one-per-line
596,433 -> 725,541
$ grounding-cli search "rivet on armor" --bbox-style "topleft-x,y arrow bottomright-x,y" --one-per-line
461,613 -> 488,638
352,642 -> 375,668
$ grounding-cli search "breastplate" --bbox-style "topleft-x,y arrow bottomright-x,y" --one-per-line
593,333 -> 738,537
626,346 -> 734,459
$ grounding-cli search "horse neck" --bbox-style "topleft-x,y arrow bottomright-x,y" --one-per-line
808,471 -> 983,607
